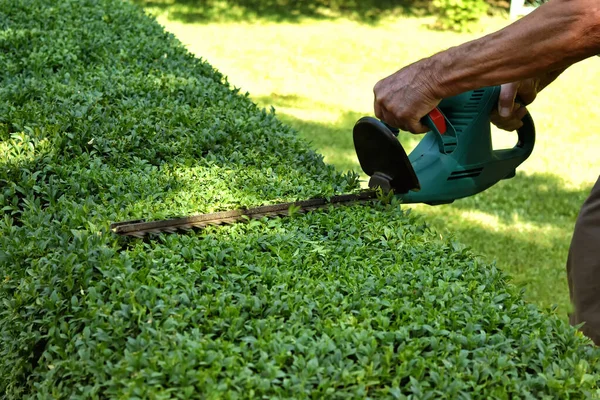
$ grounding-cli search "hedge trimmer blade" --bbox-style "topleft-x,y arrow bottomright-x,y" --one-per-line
110,191 -> 380,238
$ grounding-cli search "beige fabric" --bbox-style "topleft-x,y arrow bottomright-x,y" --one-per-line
567,176 -> 600,345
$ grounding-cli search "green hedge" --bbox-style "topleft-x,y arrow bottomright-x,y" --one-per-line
1,0 -> 600,398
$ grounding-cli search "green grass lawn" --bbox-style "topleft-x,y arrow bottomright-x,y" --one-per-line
144,5 -> 600,318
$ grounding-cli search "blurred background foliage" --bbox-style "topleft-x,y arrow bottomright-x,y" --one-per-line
136,0 -> 536,31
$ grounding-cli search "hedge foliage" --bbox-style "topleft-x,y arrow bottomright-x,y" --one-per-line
1,0 -> 600,398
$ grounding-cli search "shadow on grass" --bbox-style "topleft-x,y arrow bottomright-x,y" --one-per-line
442,172 -> 594,227
134,0 -> 433,24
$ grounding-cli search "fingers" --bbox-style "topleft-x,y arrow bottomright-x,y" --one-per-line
491,103 -> 529,131
375,103 -> 430,134
374,91 -> 436,134
372,65 -> 442,135
399,119 -> 430,134
515,105 -> 529,120
374,96 -> 384,121
495,79 -> 537,131
375,102 -> 431,134
498,82 -> 520,117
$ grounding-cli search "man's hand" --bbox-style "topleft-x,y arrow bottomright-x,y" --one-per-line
491,68 -> 566,131
490,81 -> 535,132
375,63 -> 566,134
373,61 -> 443,134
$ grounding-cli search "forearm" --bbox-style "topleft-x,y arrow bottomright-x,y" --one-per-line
426,0 -> 600,98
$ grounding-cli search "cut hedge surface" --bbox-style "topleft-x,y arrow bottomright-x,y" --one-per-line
1,0 -> 600,398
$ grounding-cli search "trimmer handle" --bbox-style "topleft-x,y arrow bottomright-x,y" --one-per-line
379,91 -> 535,162
492,98 -> 536,162
516,112 -> 535,152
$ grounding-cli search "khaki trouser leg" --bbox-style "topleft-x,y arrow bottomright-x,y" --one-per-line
567,176 -> 600,345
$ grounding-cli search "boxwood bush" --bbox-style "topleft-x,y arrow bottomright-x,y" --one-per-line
1,0 -> 600,398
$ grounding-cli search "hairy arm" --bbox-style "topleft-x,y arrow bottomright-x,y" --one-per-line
374,0 -> 600,133
429,0 -> 600,97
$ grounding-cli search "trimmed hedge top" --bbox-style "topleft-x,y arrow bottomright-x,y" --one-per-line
1,0 -> 599,398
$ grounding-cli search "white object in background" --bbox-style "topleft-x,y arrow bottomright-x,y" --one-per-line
509,0 -> 536,19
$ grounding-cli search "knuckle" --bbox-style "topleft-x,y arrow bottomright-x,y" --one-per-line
373,80 -> 385,94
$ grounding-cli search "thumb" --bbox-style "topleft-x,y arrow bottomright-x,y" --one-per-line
498,82 -> 520,118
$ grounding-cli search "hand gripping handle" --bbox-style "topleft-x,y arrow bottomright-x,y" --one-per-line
380,108 -> 447,136
492,101 -> 536,162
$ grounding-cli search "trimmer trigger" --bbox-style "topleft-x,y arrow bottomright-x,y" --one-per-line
428,108 -> 446,134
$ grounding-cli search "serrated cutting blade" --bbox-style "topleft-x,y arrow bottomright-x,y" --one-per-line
110,191 -> 380,237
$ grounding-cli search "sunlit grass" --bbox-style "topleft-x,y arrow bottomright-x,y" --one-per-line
150,9 -> 600,317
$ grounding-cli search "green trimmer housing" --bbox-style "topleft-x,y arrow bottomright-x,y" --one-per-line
353,85 -> 535,205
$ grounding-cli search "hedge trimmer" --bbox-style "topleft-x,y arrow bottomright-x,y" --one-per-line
110,85 -> 535,238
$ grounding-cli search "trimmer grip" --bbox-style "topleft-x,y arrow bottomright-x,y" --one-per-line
493,110 -> 536,162
514,96 -> 535,155
515,112 -> 535,155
